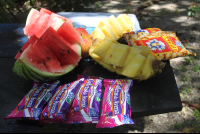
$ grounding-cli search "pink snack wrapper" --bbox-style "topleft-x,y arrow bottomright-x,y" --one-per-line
39,78 -> 84,125
65,78 -> 102,124
4,80 -> 61,120
96,79 -> 134,128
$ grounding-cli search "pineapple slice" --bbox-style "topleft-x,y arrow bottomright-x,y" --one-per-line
137,46 -> 151,58
107,43 -> 130,67
123,46 -> 143,69
140,55 -> 154,80
107,15 -> 123,38
123,14 -> 133,32
141,55 -> 166,80
101,24 -> 118,41
90,27 -> 105,41
122,54 -> 146,78
97,18 -> 107,29
92,39 -> 112,59
89,38 -> 103,60
102,43 -> 116,64
116,15 -> 130,33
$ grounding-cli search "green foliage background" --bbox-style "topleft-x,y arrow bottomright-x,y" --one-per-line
0,0 -> 91,23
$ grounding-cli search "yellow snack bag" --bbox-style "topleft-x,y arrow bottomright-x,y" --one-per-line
124,28 -> 196,60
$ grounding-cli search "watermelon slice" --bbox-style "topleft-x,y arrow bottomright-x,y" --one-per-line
24,8 -> 73,38
34,12 -> 51,38
40,8 -> 52,15
25,8 -> 40,26
57,20 -> 84,44
40,27 -> 82,66
32,39 -> 63,73
47,13 -> 65,31
13,27 -> 82,82
23,9 -> 41,36
15,35 -> 38,60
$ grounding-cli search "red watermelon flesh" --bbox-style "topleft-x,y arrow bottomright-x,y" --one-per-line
34,13 -> 51,38
23,44 -> 48,72
41,27 -> 82,66
40,8 -> 52,15
32,39 -> 63,73
57,20 -> 83,44
23,10 -> 41,36
47,13 -> 65,31
15,35 -> 38,60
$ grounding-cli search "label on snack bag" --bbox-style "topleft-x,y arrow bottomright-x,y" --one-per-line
4,80 -> 60,120
65,78 -> 102,124
132,28 -> 161,35
40,78 -> 84,123
106,85 -> 125,116
96,79 -> 134,128
134,36 -> 184,59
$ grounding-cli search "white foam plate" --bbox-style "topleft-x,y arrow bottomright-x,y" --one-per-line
57,12 -> 141,31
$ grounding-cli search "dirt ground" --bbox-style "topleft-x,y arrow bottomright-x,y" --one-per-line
6,0 -> 200,133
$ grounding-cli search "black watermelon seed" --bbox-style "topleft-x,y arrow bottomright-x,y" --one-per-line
46,57 -> 50,60
19,50 -> 23,53
43,61 -> 46,66
61,53 -> 64,56
67,50 -> 70,54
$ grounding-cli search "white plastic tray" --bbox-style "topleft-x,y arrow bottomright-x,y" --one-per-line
57,12 -> 141,31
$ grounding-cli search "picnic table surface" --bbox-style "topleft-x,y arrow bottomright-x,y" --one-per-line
0,12 -> 182,133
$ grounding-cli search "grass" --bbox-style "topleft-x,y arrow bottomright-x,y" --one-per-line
192,109 -> 200,118
182,87 -> 191,94
95,1 -> 101,8
192,65 -> 199,72
174,123 -> 181,129
182,76 -> 189,82
181,65 -> 187,71
184,56 -> 195,64
126,6 -> 132,13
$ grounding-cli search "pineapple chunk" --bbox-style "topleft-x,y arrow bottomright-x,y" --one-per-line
107,43 -> 130,67
104,36 -> 119,44
107,15 -> 123,38
97,18 -> 107,29
89,38 -> 103,60
92,39 -> 112,58
101,24 -> 118,41
140,55 -> 155,80
102,43 -> 116,64
123,47 -> 143,69
116,15 -> 130,33
136,46 -> 152,58
90,27 -> 105,41
122,54 -> 146,78
123,14 -> 133,32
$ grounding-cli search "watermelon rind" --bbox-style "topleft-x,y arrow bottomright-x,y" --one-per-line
13,60 -> 30,80
13,58 -> 77,82
25,65 -> 58,82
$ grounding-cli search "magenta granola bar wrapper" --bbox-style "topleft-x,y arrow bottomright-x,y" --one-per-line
65,78 -> 102,124
96,79 -> 134,128
39,78 -> 84,125
4,80 -> 61,120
